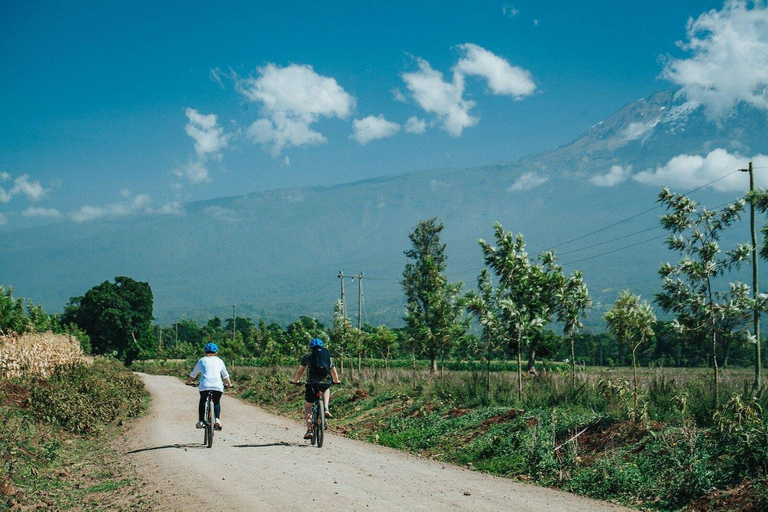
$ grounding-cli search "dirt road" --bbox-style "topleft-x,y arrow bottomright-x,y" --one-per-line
123,373 -> 628,511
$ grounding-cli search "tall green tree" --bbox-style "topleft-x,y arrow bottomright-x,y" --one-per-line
556,270 -> 592,386
605,290 -> 656,413
656,188 -> 752,399
330,300 -> 353,376
61,276 -> 155,364
401,218 -> 465,374
476,223 -> 564,400
466,269 -> 507,391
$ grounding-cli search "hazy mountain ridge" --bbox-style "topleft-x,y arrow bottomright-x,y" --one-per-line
2,88 -> 767,327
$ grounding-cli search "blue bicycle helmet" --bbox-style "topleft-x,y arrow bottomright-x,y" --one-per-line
309,338 -> 324,348
204,342 -> 219,353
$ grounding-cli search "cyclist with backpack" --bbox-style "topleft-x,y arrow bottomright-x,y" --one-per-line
291,338 -> 341,440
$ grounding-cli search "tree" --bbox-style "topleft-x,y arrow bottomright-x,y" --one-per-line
476,223 -> 564,400
371,325 -> 398,369
61,276 -> 155,364
605,290 -> 656,414
401,218 -> 465,374
556,270 -> 592,386
330,300 -> 353,376
466,269 -> 508,391
656,188 -> 752,399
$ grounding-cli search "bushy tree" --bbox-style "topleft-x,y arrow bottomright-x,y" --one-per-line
475,223 -> 565,400
605,290 -> 656,412
401,218 -> 465,374
656,188 -> 755,398
556,270 -> 591,386
62,276 -> 155,364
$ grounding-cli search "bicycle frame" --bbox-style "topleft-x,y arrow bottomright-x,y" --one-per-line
306,383 -> 331,448
203,390 -> 215,448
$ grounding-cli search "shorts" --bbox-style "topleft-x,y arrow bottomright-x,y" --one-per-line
305,383 -> 330,403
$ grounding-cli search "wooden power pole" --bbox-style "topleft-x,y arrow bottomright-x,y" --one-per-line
742,161 -> 761,387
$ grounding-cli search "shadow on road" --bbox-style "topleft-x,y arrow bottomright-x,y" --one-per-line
232,442 -> 291,448
125,443 -> 205,454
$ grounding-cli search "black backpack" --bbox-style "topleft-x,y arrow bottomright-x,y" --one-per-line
308,347 -> 331,379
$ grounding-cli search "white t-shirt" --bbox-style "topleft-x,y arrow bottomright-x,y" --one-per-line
190,356 -> 230,392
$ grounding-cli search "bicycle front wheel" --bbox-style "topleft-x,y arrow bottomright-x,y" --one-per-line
316,400 -> 325,448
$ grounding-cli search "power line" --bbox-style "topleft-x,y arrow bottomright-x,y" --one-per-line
358,169 -> 750,282
561,234 -> 668,266
557,225 -> 662,257
548,169 -> 741,251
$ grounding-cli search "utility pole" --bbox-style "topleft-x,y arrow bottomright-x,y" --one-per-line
742,161 -> 761,387
232,304 -> 237,343
357,272 -> 364,330
338,271 -> 347,318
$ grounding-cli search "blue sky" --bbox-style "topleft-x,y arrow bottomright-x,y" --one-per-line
0,0 -> 757,228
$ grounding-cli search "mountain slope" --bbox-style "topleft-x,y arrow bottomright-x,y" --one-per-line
2,89 -> 766,326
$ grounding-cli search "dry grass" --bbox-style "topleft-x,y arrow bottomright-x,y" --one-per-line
0,331 -> 91,378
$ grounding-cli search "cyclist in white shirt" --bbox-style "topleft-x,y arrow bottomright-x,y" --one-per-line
185,342 -> 233,430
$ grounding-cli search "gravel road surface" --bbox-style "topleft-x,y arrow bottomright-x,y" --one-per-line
123,373 -> 629,511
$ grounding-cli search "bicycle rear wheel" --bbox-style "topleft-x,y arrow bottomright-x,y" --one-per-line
310,401 -> 318,445
206,397 -> 214,448
316,400 -> 325,448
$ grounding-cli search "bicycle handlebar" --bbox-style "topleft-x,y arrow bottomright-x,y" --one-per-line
186,383 -> 235,390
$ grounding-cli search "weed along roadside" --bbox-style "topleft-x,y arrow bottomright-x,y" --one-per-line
1,332 -> 155,510
135,360 -> 768,511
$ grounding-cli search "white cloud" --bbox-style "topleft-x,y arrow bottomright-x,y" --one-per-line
402,44 -> 536,136
237,63 -> 356,155
351,115 -> 400,144
508,172 -> 549,191
392,88 -> 408,102
154,202 -> 184,216
22,207 -> 61,218
454,43 -> 536,98
502,4 -> 519,17
633,148 -> 768,191
70,193 -> 152,223
0,212 -> 6,225
0,174 -> 49,203
174,160 -> 211,184
11,174 -> 47,202
402,57 -> 477,137
203,206 -> 239,222
185,108 -> 228,158
284,155 -> 290,166
662,0 -> 768,117
590,165 -> 633,187
209,67 -> 225,88
404,116 -> 427,134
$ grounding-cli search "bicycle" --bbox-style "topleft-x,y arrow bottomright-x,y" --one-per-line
187,383 -> 233,448
294,381 -> 337,448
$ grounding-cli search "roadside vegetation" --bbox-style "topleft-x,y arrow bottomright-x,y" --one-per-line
0,297 -> 151,510
6,186 -> 768,509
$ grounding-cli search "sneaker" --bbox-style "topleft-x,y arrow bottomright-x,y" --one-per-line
195,421 -> 205,429
325,409 -> 332,418
303,429 -> 313,440
214,418 -> 222,430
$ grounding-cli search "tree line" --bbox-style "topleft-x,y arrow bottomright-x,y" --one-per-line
3,187 -> 768,398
